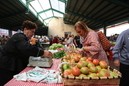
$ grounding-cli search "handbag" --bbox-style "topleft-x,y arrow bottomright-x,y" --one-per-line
97,31 -> 112,51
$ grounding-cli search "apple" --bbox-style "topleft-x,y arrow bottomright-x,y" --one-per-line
77,62 -> 84,68
96,66 -> 102,72
87,62 -> 95,68
89,66 -> 98,73
82,61 -> 88,67
79,74 -> 87,78
71,66 -> 81,76
73,56 -> 80,62
80,67 -> 89,74
63,64 -> 70,70
98,69 -> 110,77
93,59 -> 99,65
70,59 -> 75,63
86,57 -> 93,62
99,60 -> 108,69
80,57 -> 86,61
63,69 -> 72,76
110,71 -> 119,77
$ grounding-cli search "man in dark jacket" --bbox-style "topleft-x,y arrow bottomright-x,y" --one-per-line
0,20 -> 52,85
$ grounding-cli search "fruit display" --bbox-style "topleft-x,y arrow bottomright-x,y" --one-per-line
61,52 -> 121,79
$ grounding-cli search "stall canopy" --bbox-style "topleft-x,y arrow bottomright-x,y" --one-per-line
0,0 -> 129,31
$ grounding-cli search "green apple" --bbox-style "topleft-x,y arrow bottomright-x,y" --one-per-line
63,64 -> 70,70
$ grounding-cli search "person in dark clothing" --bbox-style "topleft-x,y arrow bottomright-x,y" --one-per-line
0,20 -> 52,85
73,35 -> 82,48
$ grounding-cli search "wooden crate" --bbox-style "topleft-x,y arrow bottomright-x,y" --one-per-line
63,77 -> 120,86
62,68 -> 121,86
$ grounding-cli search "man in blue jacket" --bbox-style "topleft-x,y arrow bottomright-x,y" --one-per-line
113,29 -> 129,86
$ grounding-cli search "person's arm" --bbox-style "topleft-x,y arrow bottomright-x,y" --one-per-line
83,31 -> 101,54
76,31 -> 101,57
14,34 -> 44,57
113,33 -> 124,59
112,33 -> 124,66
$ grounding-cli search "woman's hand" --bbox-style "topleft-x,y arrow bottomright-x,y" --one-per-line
43,50 -> 52,58
75,48 -> 83,54
114,59 -> 120,67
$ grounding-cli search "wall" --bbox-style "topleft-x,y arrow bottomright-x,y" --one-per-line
48,17 -> 77,37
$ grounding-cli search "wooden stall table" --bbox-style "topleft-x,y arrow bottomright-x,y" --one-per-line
4,59 -> 62,86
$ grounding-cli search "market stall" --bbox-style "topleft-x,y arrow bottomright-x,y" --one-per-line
4,44 -> 120,86
4,59 -> 120,86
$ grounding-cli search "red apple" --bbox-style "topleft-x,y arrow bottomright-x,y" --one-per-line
71,66 -> 81,76
93,59 -> 99,65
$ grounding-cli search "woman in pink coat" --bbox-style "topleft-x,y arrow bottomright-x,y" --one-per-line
74,21 -> 108,63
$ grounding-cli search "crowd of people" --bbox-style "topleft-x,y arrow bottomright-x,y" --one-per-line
0,20 -> 128,86
0,35 -> 10,46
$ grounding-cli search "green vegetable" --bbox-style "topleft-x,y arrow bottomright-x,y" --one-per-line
53,50 -> 66,59
49,43 -> 64,50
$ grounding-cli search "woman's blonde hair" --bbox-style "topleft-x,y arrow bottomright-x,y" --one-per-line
74,21 -> 91,31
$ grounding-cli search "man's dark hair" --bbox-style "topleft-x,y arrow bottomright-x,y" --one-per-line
21,20 -> 37,30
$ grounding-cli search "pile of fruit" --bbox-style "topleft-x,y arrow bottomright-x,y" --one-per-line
61,52 -> 121,79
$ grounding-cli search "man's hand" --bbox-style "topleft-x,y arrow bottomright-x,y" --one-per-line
114,59 -> 120,67
43,50 -> 52,58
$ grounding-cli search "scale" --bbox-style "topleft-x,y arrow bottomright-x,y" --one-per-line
28,56 -> 53,67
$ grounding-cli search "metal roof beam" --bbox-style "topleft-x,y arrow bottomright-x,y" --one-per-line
49,0 -> 54,16
38,8 -> 64,15
0,11 -> 26,20
106,0 -> 129,8
66,10 -> 106,25
38,8 -> 52,14
52,8 -> 64,14
58,0 -> 66,3
71,0 -> 86,22
44,16 -> 59,21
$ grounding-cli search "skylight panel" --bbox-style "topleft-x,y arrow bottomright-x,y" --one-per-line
40,10 -> 53,19
38,0 -> 50,10
53,11 -> 63,17
58,1 -> 65,13
44,10 -> 53,18
19,0 -> 66,26
20,0 -> 26,5
29,5 -> 37,16
40,12 -> 47,19
30,0 -> 42,12
50,0 -> 59,10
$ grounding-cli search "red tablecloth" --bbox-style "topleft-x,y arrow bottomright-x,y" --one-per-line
4,59 -> 63,86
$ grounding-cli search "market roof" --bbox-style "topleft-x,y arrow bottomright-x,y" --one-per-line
64,0 -> 129,29
0,0 -> 129,31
